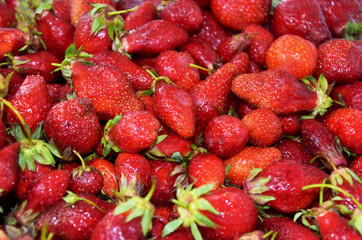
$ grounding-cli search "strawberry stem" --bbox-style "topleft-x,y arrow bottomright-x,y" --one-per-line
144,179 -> 156,202
189,63 -> 213,72
107,5 -> 139,16
73,150 -> 86,170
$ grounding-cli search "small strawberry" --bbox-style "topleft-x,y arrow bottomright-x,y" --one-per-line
217,32 -> 251,63
0,142 -> 21,199
124,1 -> 157,32
279,113 -> 301,136
330,81 -> 362,110
210,0 -> 271,31
276,139 -> 316,166
241,108 -> 283,147
266,34 -> 318,79
0,28 -> 27,61
272,0 -> 331,45
326,107 -> 362,155
225,146 -> 282,187
203,115 -> 249,159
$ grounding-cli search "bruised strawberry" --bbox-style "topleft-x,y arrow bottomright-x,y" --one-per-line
330,81 -> 362,110
225,146 -> 282,187
276,139 -> 315,166
0,28 -> 27,61
204,115 -> 249,159
0,142 -> 20,199
124,1 -> 157,32
120,19 -> 189,54
44,97 -> 101,159
210,0 -> 271,31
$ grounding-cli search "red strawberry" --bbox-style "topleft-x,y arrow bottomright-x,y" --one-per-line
188,153 -> 226,189
330,81 -> 362,110
204,115 -> 249,159
0,29 -> 27,61
159,0 -> 203,32
0,1 -> 15,27
244,160 -> 328,213
0,119 -> 6,149
124,1 -> 157,32
272,0 -> 331,45
120,19 -> 189,54
228,52 -> 250,76
266,34 -> 318,79
53,0 -> 71,23
0,142 -> 21,198
217,32 -> 251,63
279,113 -> 301,136
315,39 -> 362,84
151,133 -> 193,158
276,139 -> 316,166
0,68 -> 25,99
46,82 -> 73,104
350,156 -> 362,179
44,97 -> 101,159
325,107 -> 362,155
155,50 -> 200,91
241,108 -> 283,147
210,0 -> 271,31
152,81 -> 196,139
225,146 -> 282,187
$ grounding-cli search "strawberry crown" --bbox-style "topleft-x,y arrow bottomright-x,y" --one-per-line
0,72 -> 14,98
63,191 -> 105,213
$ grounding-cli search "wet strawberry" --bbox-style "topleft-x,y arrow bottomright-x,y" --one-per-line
350,156 -> 362,179
330,81 -> 362,110
279,113 -> 301,136
124,1 -> 157,32
276,139 -> 316,166
228,52 -> 250,76
0,142 -> 21,199
152,133 -> 193,158
217,32 -> 250,63
0,29 -> 27,61
0,1 -> 15,27
53,0 -> 71,23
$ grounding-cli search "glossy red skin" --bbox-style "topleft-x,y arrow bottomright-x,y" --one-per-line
114,152 -> 150,186
36,193 -> 114,240
246,160 -> 328,213
155,50 -> 200,91
0,142 -> 20,198
262,216 -> 319,240
0,2 -> 15,27
46,83 -> 73,105
108,111 -> 160,153
231,69 -> 318,114
53,0 -> 71,23
160,0 -> 203,32
0,119 -> 6,149
121,19 -> 189,54
36,10 -> 74,58
330,81 -> 362,110
217,33 -> 250,63
211,0 -> 271,31
276,139 -> 317,166
13,51 -> 61,83
7,75 -> 53,133
188,153 -> 225,189
315,39 -> 362,84
69,167 -> 104,195
204,115 -> 248,158
153,83 -> 196,139
199,187 -> 258,240
279,113 -> 301,136
0,68 -> 25,98
124,1 -> 157,32
72,62 -> 145,120
316,209 -> 362,240
272,0 -> 331,45
350,156 -> 362,179
326,107 -> 362,155
154,134 -> 192,158
228,52 -> 250,76
0,28 -> 26,61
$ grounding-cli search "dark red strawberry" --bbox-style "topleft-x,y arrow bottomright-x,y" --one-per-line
53,0 -> 71,23
244,160 -> 328,213
44,97 -> 101,159
0,118 -> 6,149
210,0 -> 271,31
120,19 -> 189,54
0,1 -> 15,27
204,115 -> 249,159
276,139 -> 316,166
46,82 -> 73,105
124,1 -> 157,32
217,32 -> 251,63
272,0 -> 331,45
0,142 -> 21,198
330,81 -> 362,110
159,0 -> 203,32
0,29 -> 26,61
350,156 -> 362,179
0,68 -> 25,99
279,113 -> 301,136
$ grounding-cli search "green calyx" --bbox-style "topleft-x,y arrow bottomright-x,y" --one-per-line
162,184 -> 219,240
63,191 -> 105,213
101,114 -> 122,157
342,21 -> 362,41
329,167 -> 362,188
349,208 -> 362,235
140,69 -> 176,96
113,173 -> 143,203
0,72 -> 13,98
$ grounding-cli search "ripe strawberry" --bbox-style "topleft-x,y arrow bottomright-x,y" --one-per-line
315,39 -> 362,84
124,1 -> 157,32
266,34 -> 318,79
225,146 -> 282,187
0,67 -> 25,100
0,1 -> 15,27
155,50 -> 200,91
46,82 -> 73,105
153,81 -> 196,139
325,107 -> 362,155
0,119 -> 6,149
244,160 -> 328,213
228,52 -> 250,76
53,0 -> 71,23
159,0 -> 203,32
231,69 -> 333,117
272,0 -> 331,45
0,29 -> 27,61
6,75 -> 53,133
262,216 -> 319,240
276,139 -> 317,166
210,0 -> 271,31
350,156 -> 362,179
188,153 -> 225,190
0,142 -> 21,198
242,108 -> 283,147
120,19 -> 189,54
249,59 -> 264,73
279,113 -> 301,136
151,133 -> 193,158
244,24 -> 274,67
44,97 -> 101,159
217,32 -> 251,63
204,115 -> 249,159
330,81 -> 362,110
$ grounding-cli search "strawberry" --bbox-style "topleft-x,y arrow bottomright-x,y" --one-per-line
124,1 -> 157,32
103,111 -> 160,154
0,119 -> 6,149
6,75 -> 53,133
53,0 -> 71,23
225,146 -> 282,187
210,0 -> 271,31
262,216 -> 319,240
350,156 -> 362,179
155,50 -> 200,91
217,32 -> 251,63
266,34 -> 318,79
231,69 -> 333,117
249,59 -> 264,73
244,160 -> 328,213
0,29 -> 27,61
244,24 -> 274,67
325,107 -> 362,155
44,97 -> 101,159
150,133 -> 193,158
241,108 -> 283,147
203,115 -> 249,159
330,81 -> 362,110
188,153 -> 225,190
228,52 -> 250,76
0,1 -> 15,27
315,39 -> 362,84
0,68 -> 25,100
159,0 -> 203,32
271,0 -> 331,45
46,82 -> 73,105
276,139 -> 316,166
152,81 -> 196,139
0,142 -> 21,198
279,113 -> 301,136
120,19 -> 189,54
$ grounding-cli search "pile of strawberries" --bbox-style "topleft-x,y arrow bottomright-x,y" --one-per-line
0,0 -> 361,239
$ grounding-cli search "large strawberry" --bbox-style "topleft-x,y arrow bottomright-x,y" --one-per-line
0,142 -> 21,199
0,28 -> 27,61
330,81 -> 362,110
123,1 -> 157,32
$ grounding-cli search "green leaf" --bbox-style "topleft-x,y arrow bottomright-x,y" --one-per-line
91,14 -> 106,34
196,198 -> 219,215
225,164 -> 231,176
107,23 -> 115,40
24,149 -> 36,171
171,151 -> 184,162
190,221 -> 203,240
18,150 -> 26,171
318,74 -> 328,93
63,191 -> 80,205
43,142 -> 62,158
155,134 -> 167,145
194,210 -> 217,228
113,201 -> 137,215
162,218 -> 183,238
141,209 -> 151,236
193,184 -> 214,198
36,144 -> 55,165
126,207 -> 143,222
65,44 -> 76,57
